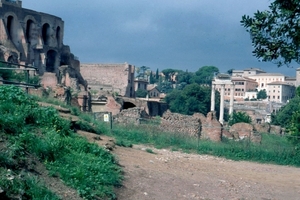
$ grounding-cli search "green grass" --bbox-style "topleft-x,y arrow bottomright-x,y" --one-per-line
0,85 -> 122,199
0,168 -> 60,200
109,123 -> 300,167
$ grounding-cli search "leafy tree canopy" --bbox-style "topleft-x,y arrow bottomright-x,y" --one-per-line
272,96 -> 300,127
165,83 -> 220,116
257,89 -> 268,99
228,111 -> 252,126
135,89 -> 148,98
192,66 -> 219,84
241,0 -> 300,66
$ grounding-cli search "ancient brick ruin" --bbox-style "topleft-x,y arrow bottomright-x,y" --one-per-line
0,0 -> 90,110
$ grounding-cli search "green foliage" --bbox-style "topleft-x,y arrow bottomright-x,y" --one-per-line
241,0 -> 300,66
0,85 -> 122,199
257,89 -> 267,99
287,110 -> 300,144
161,68 -> 180,83
165,83 -> 216,115
111,124 -> 300,166
158,80 -> 173,93
135,88 -> 148,98
0,168 -> 59,200
192,66 -> 219,84
296,86 -> 300,97
228,111 -> 252,126
272,96 -> 300,127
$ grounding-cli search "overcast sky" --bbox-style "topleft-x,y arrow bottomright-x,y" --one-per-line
23,0 -> 297,76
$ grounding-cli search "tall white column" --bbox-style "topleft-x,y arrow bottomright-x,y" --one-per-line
210,84 -> 215,111
229,83 -> 234,115
219,84 -> 225,124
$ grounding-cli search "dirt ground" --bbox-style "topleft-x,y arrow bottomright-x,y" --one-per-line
77,131 -> 300,200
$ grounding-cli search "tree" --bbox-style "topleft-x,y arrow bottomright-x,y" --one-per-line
241,0 -> 300,66
155,68 -> 159,80
271,96 -> 300,126
165,83 -> 213,115
228,111 -> 252,126
135,89 -> 148,98
191,66 -> 219,85
257,89 -> 268,99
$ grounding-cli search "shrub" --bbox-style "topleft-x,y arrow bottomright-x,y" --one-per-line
228,111 -> 252,126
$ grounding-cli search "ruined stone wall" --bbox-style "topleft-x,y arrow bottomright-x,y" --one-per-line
160,111 -> 201,137
114,107 -> 149,125
80,63 -> 135,98
0,1 -> 65,74
0,1 -> 90,111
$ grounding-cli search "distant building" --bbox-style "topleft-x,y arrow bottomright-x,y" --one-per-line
215,76 -> 257,101
134,78 -> 148,96
147,85 -> 161,99
267,81 -> 295,103
247,73 -> 285,92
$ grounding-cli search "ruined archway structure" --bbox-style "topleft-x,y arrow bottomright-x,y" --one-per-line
0,0 -> 89,110
211,74 -> 234,124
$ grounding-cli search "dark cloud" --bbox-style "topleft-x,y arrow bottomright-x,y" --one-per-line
23,0 -> 297,76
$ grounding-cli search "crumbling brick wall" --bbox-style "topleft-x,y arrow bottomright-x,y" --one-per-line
114,107 -> 149,125
159,110 -> 201,138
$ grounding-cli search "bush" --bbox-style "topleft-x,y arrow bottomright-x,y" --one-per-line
228,111 -> 252,126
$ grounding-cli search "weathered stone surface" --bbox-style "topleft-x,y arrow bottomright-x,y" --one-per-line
200,112 -> 222,142
160,110 -> 201,137
230,123 -> 254,140
250,132 -> 262,143
80,63 -> 135,98
270,125 -> 282,135
222,129 -> 233,139
114,107 -> 149,125
254,123 -> 270,133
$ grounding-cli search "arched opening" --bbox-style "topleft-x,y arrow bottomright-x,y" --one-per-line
7,55 -> 17,63
46,50 -> 57,72
123,102 -> 136,109
26,20 -> 34,43
42,23 -> 50,45
56,26 -> 61,47
7,16 -> 14,39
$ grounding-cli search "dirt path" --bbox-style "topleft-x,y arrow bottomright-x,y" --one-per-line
78,131 -> 300,200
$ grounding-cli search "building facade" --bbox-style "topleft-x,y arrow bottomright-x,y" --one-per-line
215,76 -> 257,101
267,82 -> 295,103
80,63 -> 135,98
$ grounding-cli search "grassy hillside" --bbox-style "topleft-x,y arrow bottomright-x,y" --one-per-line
0,85 -> 122,199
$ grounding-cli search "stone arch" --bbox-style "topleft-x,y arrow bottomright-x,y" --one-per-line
25,19 -> 34,43
56,26 -> 61,47
42,23 -> 51,45
7,54 -> 18,63
46,50 -> 57,72
123,101 -> 136,109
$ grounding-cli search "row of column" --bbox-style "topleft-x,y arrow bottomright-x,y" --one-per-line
211,83 -> 235,124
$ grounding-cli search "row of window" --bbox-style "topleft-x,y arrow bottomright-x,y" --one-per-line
256,78 -> 283,81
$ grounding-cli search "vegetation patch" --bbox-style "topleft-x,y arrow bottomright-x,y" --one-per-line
0,85 -> 122,199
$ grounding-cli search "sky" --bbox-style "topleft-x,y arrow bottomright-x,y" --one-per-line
23,0 -> 298,77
